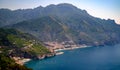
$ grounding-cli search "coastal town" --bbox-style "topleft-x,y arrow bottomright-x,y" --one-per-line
44,41 -> 87,52
13,41 -> 87,65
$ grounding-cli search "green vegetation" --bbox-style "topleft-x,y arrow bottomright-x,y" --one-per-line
10,15 -> 120,46
7,34 -> 27,48
11,16 -> 68,42
0,28 -> 51,56
0,54 -> 32,70
0,28 -> 53,70
1,3 -> 120,46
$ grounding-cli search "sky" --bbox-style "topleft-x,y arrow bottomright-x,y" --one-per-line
0,0 -> 120,24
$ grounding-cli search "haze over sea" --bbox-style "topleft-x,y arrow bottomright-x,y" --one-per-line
25,44 -> 120,70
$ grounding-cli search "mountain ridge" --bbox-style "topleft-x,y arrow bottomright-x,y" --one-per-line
1,3 -> 120,46
0,3 -> 117,26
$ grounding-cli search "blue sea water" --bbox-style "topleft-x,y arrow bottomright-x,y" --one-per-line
25,44 -> 120,70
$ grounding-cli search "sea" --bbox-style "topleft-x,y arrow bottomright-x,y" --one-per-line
25,44 -> 120,70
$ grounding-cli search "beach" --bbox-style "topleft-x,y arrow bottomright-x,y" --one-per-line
15,45 -> 89,65
54,45 -> 88,52
12,57 -> 31,65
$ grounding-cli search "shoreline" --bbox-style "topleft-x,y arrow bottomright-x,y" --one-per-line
19,58 -> 31,65
12,57 -> 31,65
21,45 -> 90,65
54,45 -> 88,52
55,52 -> 64,55
54,45 -> 90,56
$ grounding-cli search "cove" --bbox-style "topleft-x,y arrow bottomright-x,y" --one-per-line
25,44 -> 120,70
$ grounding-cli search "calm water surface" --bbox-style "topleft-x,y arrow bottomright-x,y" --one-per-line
25,44 -> 120,70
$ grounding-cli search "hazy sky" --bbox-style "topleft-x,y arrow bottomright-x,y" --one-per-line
0,0 -> 120,24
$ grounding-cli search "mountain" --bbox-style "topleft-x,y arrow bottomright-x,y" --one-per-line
0,28 -> 56,69
0,28 -> 55,70
10,16 -> 70,42
0,28 -> 54,59
1,3 -> 120,46
0,3 -> 87,27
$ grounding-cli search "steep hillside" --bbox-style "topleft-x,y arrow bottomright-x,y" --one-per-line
0,54 -> 32,70
0,28 -> 54,59
10,16 -> 72,42
1,3 -> 120,46
9,16 -> 120,46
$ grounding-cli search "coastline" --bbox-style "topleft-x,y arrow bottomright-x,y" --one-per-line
55,52 -> 64,55
54,45 -> 88,52
19,58 -> 31,65
12,57 -> 31,65
54,45 -> 89,55
19,45 -> 89,65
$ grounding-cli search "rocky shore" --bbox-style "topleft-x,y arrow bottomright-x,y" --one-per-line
12,57 -> 31,65
13,45 -> 89,65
